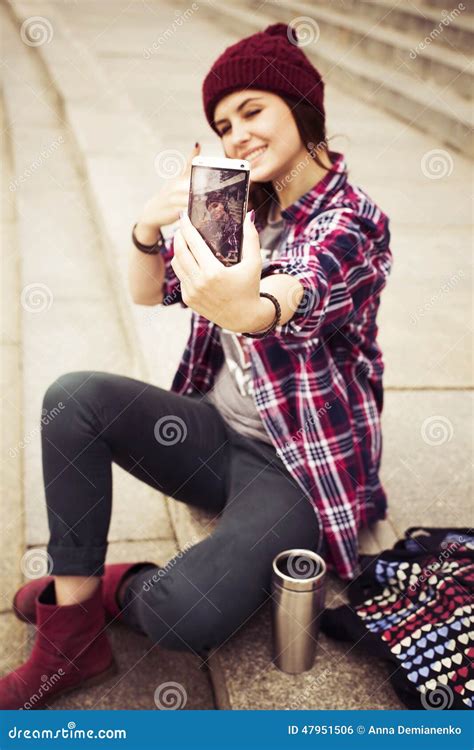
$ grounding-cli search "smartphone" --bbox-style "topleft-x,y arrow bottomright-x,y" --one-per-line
187,156 -> 250,267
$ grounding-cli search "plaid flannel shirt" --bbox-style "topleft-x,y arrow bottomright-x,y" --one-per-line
160,152 -> 393,580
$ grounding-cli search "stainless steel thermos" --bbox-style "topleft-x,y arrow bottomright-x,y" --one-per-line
271,548 -> 327,674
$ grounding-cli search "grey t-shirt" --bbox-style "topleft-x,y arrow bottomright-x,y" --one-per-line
204,204 -> 287,444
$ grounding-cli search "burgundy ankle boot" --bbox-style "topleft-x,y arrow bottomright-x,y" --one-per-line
13,562 -> 155,626
0,580 -> 117,709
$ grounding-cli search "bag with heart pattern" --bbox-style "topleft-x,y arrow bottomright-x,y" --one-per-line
321,526 -> 473,709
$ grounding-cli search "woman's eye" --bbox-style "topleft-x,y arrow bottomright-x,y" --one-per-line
219,110 -> 262,136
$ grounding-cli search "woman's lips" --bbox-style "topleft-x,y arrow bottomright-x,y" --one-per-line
246,145 -> 268,163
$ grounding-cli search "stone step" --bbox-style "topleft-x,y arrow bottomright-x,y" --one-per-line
0,3 -> 213,709
2,3 -> 176,550
5,0 -> 192,391
0,87 -> 24,619
208,2 -> 472,156
418,0 -> 471,10
250,0 -> 473,99
301,0 -> 473,55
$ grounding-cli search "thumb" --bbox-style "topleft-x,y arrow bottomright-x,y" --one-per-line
182,141 -> 201,176
241,210 -> 261,265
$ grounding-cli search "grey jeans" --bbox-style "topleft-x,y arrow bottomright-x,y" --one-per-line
42,371 -> 322,657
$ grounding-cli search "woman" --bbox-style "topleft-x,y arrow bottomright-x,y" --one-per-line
0,23 -> 392,708
196,192 -> 240,264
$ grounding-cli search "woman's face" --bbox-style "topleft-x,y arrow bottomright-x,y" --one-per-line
207,200 -> 226,220
214,89 -> 304,184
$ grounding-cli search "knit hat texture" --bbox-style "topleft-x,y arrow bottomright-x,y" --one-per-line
202,22 -> 325,133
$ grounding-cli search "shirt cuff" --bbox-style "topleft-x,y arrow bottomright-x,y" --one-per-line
259,257 -> 329,344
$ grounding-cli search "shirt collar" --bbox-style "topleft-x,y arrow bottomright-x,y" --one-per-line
279,151 -> 348,224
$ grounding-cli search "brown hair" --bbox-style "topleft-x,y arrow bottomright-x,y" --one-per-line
244,95 -> 330,226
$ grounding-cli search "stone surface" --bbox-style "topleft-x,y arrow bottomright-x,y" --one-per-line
1,97 -> 25,618
213,582 -> 404,710
378,226 -> 472,389
105,539 -> 180,566
51,624 -> 214,710
0,348 -> 25,613
1,5 -> 192,713
381,391 -> 473,535
0,613 -> 28,676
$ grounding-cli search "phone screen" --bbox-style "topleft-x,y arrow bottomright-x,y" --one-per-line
188,164 -> 250,266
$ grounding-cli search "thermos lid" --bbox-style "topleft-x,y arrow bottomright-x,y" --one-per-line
272,548 -> 326,592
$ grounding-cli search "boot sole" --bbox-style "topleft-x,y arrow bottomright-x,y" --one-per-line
38,659 -> 119,709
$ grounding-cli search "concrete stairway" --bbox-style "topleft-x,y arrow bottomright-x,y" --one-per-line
0,2 -> 214,709
1,0 -> 471,710
203,0 -> 473,156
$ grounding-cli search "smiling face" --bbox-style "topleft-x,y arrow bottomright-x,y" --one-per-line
207,200 -> 226,220
213,89 -> 308,184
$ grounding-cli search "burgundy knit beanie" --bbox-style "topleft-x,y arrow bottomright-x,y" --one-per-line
202,23 -> 325,134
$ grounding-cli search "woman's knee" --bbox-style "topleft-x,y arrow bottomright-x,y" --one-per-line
42,371 -> 105,414
135,574 -> 227,654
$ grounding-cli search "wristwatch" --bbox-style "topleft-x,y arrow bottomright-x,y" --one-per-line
131,223 -> 166,254
242,292 -> 282,338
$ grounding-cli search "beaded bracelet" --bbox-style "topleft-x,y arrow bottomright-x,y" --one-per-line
242,292 -> 282,338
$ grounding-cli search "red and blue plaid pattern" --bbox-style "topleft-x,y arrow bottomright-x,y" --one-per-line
160,152 -> 393,580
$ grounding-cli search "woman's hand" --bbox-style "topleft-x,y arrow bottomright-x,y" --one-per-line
171,211 -> 265,332
138,143 -> 201,231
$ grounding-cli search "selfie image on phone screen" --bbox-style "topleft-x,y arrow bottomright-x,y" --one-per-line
188,158 -> 250,267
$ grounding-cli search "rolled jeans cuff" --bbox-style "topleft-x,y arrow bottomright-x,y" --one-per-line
47,543 -> 108,577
